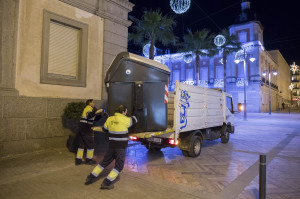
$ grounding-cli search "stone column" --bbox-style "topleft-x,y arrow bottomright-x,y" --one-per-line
0,0 -> 19,96
96,0 -> 134,100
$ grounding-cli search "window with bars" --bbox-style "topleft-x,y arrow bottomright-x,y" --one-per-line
41,11 -> 88,87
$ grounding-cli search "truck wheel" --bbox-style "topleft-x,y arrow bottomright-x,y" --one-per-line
188,136 -> 202,157
221,126 -> 230,143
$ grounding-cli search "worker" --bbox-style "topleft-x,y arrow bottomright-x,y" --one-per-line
85,105 -> 138,189
93,110 -> 109,163
75,99 -> 103,165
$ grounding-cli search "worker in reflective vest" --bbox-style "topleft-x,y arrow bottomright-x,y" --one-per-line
85,105 -> 138,189
75,99 -> 103,165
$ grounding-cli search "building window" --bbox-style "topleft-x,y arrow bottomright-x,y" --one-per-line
200,67 -> 208,81
173,70 -> 180,82
215,66 -> 224,80
238,31 -> 247,43
41,10 -> 88,87
186,68 -> 193,81
238,63 -> 245,77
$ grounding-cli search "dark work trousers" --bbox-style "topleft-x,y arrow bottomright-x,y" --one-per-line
78,123 -> 94,150
100,148 -> 126,173
94,131 -> 109,154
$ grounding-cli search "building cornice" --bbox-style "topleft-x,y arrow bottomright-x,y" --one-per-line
59,0 -> 134,27
229,20 -> 264,31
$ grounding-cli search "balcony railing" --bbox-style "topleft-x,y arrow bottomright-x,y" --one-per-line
261,77 -> 278,90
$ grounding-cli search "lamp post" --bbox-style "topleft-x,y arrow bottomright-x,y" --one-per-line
262,65 -> 278,115
235,49 -> 255,121
289,83 -> 294,106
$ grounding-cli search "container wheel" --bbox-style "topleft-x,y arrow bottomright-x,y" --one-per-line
146,145 -> 162,151
221,125 -> 230,143
181,150 -> 189,156
188,136 -> 202,157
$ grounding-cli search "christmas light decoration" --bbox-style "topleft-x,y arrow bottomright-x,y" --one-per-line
214,35 -> 226,47
199,80 -> 208,87
236,78 -> 248,87
154,56 -> 163,63
183,53 -> 193,63
170,0 -> 191,14
235,50 -> 246,62
289,83 -> 294,91
214,79 -> 224,88
143,43 -> 156,58
183,80 -> 195,85
290,62 -> 299,74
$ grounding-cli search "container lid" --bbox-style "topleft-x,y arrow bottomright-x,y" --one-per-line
105,52 -> 170,83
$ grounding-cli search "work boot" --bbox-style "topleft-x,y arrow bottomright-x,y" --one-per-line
75,158 -> 82,166
85,174 -> 98,185
85,159 -> 96,165
100,179 -> 114,190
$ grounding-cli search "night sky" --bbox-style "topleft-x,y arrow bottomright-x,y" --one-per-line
128,0 -> 300,65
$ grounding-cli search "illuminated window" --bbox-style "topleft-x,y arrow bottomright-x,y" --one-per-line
200,67 -> 208,81
238,31 -> 247,43
238,63 -> 245,77
216,66 -> 224,79
41,10 -> 88,87
173,70 -> 180,82
186,68 -> 193,81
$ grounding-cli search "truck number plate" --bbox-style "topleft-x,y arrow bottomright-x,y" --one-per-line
149,137 -> 162,143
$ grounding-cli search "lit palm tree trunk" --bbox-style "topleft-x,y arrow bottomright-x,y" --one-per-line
223,53 -> 227,92
196,55 -> 200,86
149,40 -> 155,60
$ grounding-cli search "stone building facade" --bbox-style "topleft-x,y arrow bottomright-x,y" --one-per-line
155,0 -> 291,113
290,62 -> 300,106
0,0 -> 133,156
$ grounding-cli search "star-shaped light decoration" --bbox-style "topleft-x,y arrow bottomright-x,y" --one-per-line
290,62 -> 299,74
289,83 -> 294,91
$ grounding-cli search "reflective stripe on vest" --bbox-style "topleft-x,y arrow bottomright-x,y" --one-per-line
80,105 -> 94,124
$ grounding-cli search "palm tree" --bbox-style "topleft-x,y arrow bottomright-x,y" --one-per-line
129,9 -> 177,60
209,29 -> 241,92
180,29 -> 211,85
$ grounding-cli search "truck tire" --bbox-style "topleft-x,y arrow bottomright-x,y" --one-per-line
188,136 -> 202,157
221,125 -> 230,143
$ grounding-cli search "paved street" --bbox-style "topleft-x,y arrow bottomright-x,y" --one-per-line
0,112 -> 300,199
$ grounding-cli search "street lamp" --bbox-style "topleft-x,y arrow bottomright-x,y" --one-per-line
235,49 -> 255,120
262,65 -> 278,114
289,83 -> 294,106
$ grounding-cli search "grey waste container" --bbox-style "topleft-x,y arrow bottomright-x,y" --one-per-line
105,52 -> 170,133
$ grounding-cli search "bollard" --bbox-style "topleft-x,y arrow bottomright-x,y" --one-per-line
259,154 -> 266,199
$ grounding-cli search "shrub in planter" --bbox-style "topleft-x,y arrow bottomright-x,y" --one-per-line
62,102 -> 85,152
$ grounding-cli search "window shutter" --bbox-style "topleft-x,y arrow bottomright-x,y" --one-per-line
48,21 -> 80,79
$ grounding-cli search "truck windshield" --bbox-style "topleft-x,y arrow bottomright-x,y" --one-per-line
226,96 -> 233,112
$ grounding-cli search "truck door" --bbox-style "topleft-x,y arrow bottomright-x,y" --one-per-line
225,96 -> 234,124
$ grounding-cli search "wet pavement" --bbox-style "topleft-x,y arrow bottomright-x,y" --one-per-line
0,112 -> 300,199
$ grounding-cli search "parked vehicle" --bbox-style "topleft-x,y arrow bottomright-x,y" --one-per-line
105,52 -> 235,157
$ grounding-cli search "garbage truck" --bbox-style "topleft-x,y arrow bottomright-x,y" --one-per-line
105,52 -> 235,157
